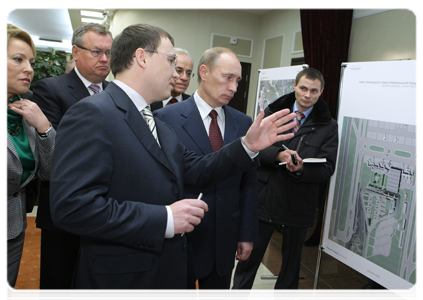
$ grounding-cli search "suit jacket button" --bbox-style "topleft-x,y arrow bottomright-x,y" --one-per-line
13,192 -> 19,197
183,245 -> 188,251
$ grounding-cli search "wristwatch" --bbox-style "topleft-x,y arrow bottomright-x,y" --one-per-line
37,126 -> 51,138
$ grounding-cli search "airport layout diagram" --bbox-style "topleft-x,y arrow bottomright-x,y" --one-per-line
256,79 -> 294,111
328,116 -> 416,285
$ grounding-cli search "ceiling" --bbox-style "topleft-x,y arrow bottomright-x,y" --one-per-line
7,8 -> 271,52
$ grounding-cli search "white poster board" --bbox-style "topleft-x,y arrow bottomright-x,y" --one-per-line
322,60 -> 416,289
253,65 -> 308,118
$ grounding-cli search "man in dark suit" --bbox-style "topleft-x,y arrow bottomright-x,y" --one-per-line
232,68 -> 338,289
155,47 -> 258,289
150,48 -> 193,111
31,23 -> 113,289
49,23 -> 297,289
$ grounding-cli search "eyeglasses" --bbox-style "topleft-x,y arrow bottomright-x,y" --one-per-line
145,50 -> 178,67
175,67 -> 194,78
77,45 -> 111,58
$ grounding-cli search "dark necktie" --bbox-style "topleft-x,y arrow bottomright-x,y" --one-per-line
166,98 -> 178,106
294,111 -> 304,133
89,84 -> 100,94
209,110 -> 223,152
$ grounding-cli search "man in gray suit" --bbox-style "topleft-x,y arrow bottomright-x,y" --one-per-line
32,23 -> 113,289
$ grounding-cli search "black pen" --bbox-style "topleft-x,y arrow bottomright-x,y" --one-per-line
282,144 -> 298,165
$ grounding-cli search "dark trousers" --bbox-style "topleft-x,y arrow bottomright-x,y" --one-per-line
232,220 -> 308,289
188,263 -> 231,289
39,229 -> 80,289
8,231 -> 25,288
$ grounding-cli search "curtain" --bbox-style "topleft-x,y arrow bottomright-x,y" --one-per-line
300,9 -> 353,119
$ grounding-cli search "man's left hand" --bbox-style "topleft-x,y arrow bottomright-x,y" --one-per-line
236,242 -> 254,261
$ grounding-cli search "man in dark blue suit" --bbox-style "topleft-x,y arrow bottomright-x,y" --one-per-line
50,24 -> 297,289
32,23 -> 113,289
155,47 -> 258,289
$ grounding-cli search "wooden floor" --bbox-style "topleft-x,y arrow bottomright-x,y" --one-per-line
14,217 -> 41,289
245,228 -> 403,300
14,214 -> 369,290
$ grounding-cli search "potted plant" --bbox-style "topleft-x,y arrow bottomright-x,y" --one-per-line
30,47 -> 67,90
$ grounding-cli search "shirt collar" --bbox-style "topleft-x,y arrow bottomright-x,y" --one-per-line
74,66 -> 103,91
193,90 -> 224,121
293,101 -> 313,120
163,94 -> 183,106
113,80 -> 148,111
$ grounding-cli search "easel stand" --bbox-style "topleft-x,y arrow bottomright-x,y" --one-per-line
313,195 -> 330,289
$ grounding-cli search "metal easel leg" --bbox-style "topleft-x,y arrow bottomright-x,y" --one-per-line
313,244 -> 323,289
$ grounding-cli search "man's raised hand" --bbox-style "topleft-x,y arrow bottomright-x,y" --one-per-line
243,108 -> 296,152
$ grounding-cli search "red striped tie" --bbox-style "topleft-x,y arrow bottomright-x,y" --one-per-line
294,111 -> 304,133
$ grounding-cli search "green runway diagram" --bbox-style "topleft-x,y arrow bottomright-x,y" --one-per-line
328,117 -> 416,284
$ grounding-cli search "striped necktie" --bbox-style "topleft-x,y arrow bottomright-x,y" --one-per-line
142,106 -> 160,147
89,84 -> 100,94
294,111 -> 305,133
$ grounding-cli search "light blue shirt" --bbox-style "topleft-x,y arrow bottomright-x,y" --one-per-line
293,102 -> 313,126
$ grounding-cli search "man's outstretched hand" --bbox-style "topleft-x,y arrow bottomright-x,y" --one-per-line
243,108 -> 296,152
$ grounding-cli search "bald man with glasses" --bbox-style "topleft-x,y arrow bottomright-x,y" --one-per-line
151,48 -> 194,111
32,22 -> 113,289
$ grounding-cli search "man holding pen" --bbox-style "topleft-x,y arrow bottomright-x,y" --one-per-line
233,67 -> 339,289
50,24 -> 297,289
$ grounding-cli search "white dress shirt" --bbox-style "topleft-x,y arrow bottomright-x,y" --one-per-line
162,94 -> 183,107
193,90 -> 257,158
113,80 -> 175,239
193,91 -> 225,138
74,66 -> 104,95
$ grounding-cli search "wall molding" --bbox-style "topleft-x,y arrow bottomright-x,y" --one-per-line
353,9 -> 394,19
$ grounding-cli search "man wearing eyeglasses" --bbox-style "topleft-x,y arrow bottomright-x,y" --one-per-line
48,24 -> 297,289
32,23 -> 113,289
151,48 -> 194,111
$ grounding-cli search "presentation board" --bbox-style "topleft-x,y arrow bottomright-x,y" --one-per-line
322,60 -> 416,289
253,65 -> 307,117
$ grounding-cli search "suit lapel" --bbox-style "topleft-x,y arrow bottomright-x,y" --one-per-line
107,83 -> 176,177
67,69 -> 90,102
181,99 -> 213,155
7,134 -> 19,159
7,123 -> 38,186
150,101 -> 163,111
222,106 -> 240,146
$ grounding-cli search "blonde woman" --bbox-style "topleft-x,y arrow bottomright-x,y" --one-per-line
7,24 -> 55,287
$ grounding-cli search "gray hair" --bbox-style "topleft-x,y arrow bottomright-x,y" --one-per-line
174,48 -> 194,69
72,23 -> 113,46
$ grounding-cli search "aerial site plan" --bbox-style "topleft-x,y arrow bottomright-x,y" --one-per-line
328,116 -> 416,285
